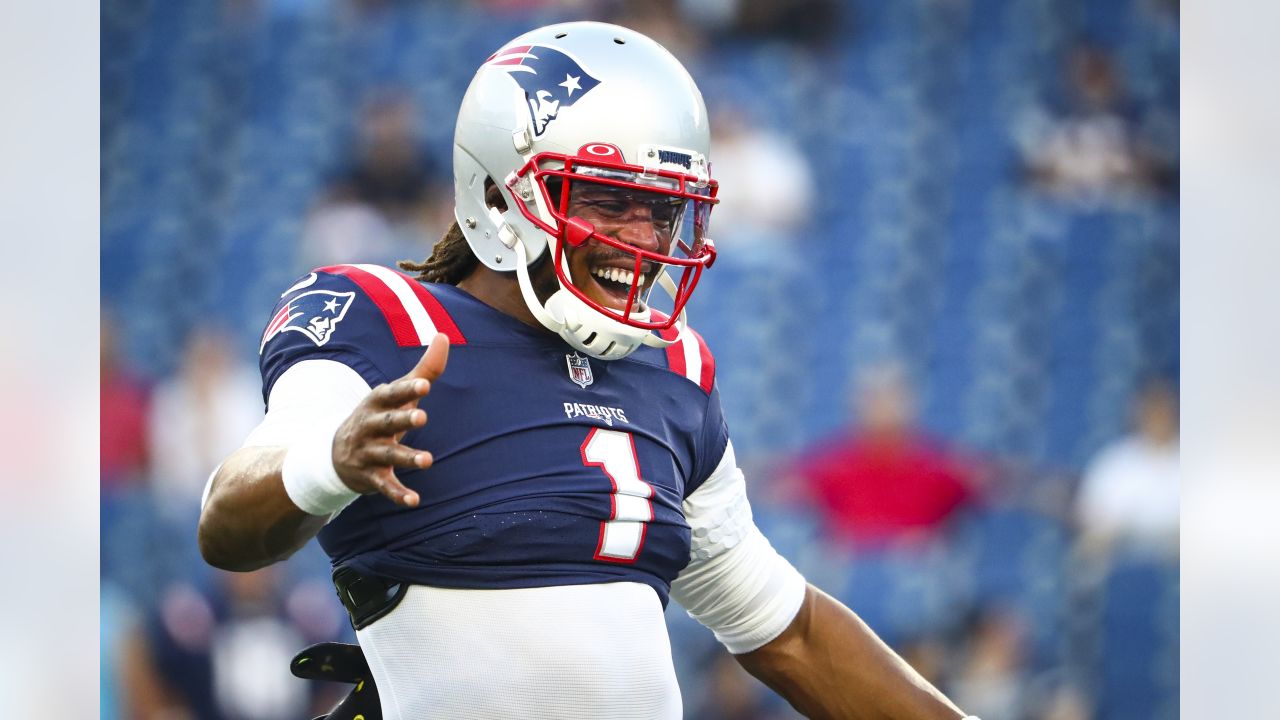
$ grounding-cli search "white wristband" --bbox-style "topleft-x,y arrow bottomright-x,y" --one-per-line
281,427 -> 360,516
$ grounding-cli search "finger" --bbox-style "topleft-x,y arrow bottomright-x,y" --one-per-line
404,333 -> 450,383
364,442 -> 433,470
371,407 -> 430,435
368,378 -> 432,409
392,417 -> 428,444
369,467 -> 420,508
345,407 -> 424,440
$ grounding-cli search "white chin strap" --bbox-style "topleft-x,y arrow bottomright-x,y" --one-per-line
509,234 -> 687,362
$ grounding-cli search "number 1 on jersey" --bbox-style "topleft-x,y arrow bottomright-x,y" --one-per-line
581,428 -> 654,563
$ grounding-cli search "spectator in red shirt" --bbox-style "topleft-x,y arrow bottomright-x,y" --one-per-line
101,310 -> 150,492
793,363 -> 978,547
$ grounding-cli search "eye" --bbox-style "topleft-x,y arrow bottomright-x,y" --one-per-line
586,199 -> 629,218
651,201 -> 683,224
646,200 -> 685,232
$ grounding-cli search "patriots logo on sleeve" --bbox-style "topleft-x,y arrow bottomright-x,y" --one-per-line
260,290 -> 356,352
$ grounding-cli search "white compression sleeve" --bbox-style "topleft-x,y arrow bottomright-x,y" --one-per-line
242,359 -> 372,448
200,359 -> 373,517
669,441 -> 807,654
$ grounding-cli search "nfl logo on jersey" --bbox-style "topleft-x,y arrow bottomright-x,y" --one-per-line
566,352 -> 593,388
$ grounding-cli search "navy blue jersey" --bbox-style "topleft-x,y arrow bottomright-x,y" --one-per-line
259,264 -> 730,605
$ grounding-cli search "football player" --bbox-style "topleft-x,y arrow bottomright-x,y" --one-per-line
199,21 -> 978,720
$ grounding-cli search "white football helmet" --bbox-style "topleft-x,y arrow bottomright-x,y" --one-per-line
453,21 -> 718,361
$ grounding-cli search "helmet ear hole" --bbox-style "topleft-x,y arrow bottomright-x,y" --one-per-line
482,177 -> 509,212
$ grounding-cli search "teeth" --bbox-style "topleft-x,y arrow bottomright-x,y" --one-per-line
593,267 -> 643,288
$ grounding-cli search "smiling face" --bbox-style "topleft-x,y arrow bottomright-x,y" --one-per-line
559,182 -> 685,313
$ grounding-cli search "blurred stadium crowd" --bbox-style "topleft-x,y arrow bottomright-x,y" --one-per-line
100,0 -> 1179,718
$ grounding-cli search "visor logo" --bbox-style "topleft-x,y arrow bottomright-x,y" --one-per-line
658,150 -> 692,169
566,351 -> 594,388
485,44 -> 602,137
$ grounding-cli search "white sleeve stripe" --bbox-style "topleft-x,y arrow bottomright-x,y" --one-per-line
351,263 -> 439,345
679,328 -> 702,385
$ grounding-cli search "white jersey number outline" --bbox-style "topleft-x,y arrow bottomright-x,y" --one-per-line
581,428 -> 654,563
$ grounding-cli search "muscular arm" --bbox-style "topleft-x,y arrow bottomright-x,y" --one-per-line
198,446 -> 326,571
672,441 -> 968,719
736,584 -> 967,720
197,335 -> 450,572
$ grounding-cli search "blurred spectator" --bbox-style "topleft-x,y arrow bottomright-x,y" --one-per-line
946,606 -> 1030,720
790,362 -> 980,548
1075,378 -> 1179,557
102,580 -> 141,720
706,103 -> 815,259
728,0 -> 843,48
301,88 -> 448,269
102,309 -> 151,492
120,567 -> 347,720
1017,43 -> 1171,207
475,0 -> 591,15
609,0 -> 706,60
148,328 -> 262,514
1035,681 -> 1091,720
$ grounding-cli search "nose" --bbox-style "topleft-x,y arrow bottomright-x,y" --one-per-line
611,213 -> 662,253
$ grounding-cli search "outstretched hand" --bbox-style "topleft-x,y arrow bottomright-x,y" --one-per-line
331,333 -> 450,508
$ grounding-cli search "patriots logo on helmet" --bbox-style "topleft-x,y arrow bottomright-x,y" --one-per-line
486,44 -> 602,137
260,290 -> 356,352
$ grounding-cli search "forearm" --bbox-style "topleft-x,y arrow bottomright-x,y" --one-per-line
197,445 -> 327,572
737,585 -> 967,720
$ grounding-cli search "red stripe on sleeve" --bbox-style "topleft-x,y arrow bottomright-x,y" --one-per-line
651,310 -> 686,376
401,272 -> 467,345
692,328 -> 715,393
319,265 -> 420,347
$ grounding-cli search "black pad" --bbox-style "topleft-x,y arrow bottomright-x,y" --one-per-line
291,642 -> 382,720
291,642 -> 371,683
316,676 -> 381,720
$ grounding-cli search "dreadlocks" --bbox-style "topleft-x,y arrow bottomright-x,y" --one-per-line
399,181 -> 509,286
398,221 -> 478,286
